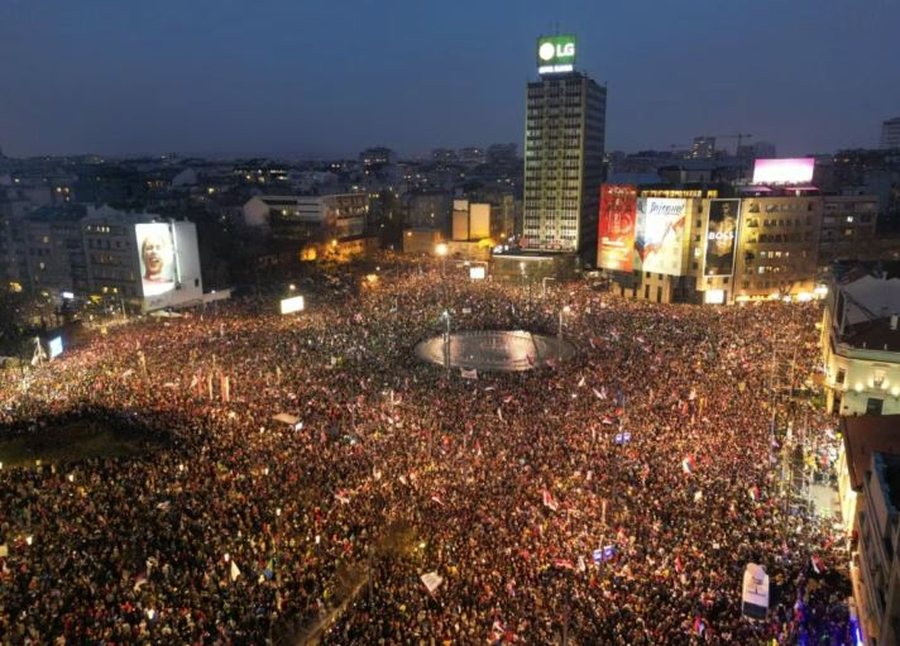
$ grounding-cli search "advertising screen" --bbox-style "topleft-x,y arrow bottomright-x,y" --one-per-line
48,336 -> 63,359
752,158 -> 815,185
705,199 -> 741,277
135,223 -> 177,298
280,295 -> 305,315
136,221 -> 203,312
537,35 -> 576,74
634,198 -> 687,276
597,185 -> 637,272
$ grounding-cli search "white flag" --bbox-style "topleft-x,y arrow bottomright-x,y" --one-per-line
230,560 -> 241,582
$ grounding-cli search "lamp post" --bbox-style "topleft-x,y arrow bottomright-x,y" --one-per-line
558,305 -> 571,358
441,309 -> 451,371
435,243 -> 448,278
542,276 -> 556,298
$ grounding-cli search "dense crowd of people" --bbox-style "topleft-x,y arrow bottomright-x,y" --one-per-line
0,259 -> 851,644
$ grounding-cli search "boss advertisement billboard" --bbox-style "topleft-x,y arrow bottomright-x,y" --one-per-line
134,221 -> 202,311
597,185 -> 637,272
537,35 -> 576,74
704,199 -> 740,277
634,198 -> 687,276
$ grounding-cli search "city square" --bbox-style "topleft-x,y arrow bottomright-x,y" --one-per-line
0,262 -> 850,643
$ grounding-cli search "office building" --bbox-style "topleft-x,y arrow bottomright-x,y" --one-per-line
523,35 -> 606,262
881,118 -> 900,150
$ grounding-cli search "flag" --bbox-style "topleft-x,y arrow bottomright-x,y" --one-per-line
692,616 -> 706,636
553,558 -> 576,571
593,545 -> 616,564
335,490 -> 351,505
542,489 -> 559,512
810,554 -> 825,574
682,457 -> 694,474
430,494 -> 445,507
133,574 -> 148,592
230,560 -> 241,581
693,490 -> 703,503
420,571 -> 444,593
577,555 -> 587,572
460,367 -> 478,380
749,486 -> 760,502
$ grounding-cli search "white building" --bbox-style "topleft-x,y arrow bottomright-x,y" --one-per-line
821,263 -> 900,415
243,194 -> 368,241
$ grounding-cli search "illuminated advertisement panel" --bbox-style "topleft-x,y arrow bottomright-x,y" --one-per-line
135,223 -> 177,298
48,336 -> 63,359
136,221 -> 203,312
704,199 -> 741,277
280,295 -> 305,315
597,185 -> 637,272
752,158 -> 815,185
537,35 -> 576,74
635,198 -> 687,276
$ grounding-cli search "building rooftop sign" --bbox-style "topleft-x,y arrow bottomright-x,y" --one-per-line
537,35 -> 576,75
752,158 -> 815,185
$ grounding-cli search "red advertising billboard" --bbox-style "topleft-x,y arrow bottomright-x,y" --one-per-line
598,185 -> 637,272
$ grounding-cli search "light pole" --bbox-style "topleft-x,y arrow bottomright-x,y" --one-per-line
542,276 -> 556,298
442,309 -> 451,371
558,305 -> 571,358
435,243 -> 448,278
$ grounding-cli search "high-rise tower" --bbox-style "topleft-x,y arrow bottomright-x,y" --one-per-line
523,35 -> 606,263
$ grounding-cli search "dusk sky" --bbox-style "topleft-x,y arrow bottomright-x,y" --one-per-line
1,0 -> 898,159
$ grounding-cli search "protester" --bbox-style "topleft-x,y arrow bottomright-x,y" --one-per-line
0,258 -> 850,644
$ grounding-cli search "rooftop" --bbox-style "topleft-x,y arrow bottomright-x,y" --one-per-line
841,415 -> 900,491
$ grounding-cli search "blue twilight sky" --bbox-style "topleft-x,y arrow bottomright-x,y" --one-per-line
0,0 -> 898,159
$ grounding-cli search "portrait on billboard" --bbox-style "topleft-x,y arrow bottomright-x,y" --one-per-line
634,198 -> 687,276
136,223 -> 176,297
705,199 -> 740,276
597,185 -> 637,272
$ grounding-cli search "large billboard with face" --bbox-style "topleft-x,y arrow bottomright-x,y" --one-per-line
136,223 -> 177,298
537,35 -> 576,74
134,221 -> 203,311
597,185 -> 637,272
704,199 -> 741,276
634,198 -> 687,276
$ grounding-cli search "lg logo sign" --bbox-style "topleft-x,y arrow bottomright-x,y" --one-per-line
539,41 -> 575,61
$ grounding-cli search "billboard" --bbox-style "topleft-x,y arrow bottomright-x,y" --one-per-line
135,221 -> 203,312
634,198 -> 687,276
597,185 -> 637,272
704,199 -> 740,277
136,223 -> 177,298
469,203 -> 490,240
48,336 -> 63,359
752,158 -> 815,185
537,35 -> 576,74
280,295 -> 305,315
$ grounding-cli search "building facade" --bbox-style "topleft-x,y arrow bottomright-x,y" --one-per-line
523,71 -> 606,261
821,263 -> 900,415
881,118 -> 900,150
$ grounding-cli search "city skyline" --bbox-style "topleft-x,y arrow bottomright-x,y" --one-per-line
1,0 -> 899,159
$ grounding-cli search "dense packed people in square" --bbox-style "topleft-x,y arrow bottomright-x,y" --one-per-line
0,259 -> 850,644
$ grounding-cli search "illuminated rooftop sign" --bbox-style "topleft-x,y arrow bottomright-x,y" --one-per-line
538,35 -> 576,75
752,158 -> 815,185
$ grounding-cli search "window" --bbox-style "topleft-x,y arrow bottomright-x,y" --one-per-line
835,368 -> 845,385
866,398 -> 883,415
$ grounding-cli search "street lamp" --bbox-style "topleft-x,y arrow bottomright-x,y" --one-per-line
441,309 -> 451,370
558,305 -> 571,358
542,276 -> 556,298
435,243 -> 448,276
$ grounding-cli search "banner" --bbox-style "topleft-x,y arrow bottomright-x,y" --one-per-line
705,199 -> 740,277
421,571 -> 444,593
597,185 -> 637,272
460,367 -> 478,380
635,198 -> 687,275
